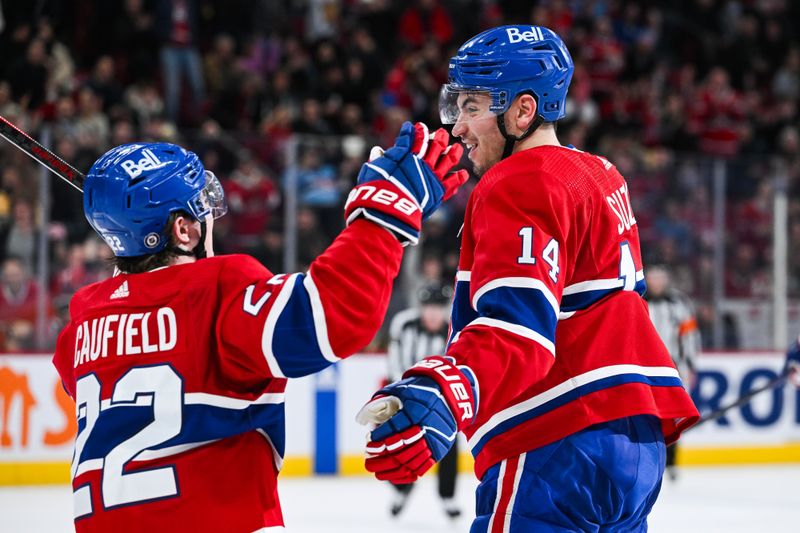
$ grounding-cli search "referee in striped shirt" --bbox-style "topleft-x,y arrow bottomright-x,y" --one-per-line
386,281 -> 461,519
644,265 -> 700,481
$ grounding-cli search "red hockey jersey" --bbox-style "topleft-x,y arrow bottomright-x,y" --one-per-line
52,219 -> 402,533
447,145 -> 699,479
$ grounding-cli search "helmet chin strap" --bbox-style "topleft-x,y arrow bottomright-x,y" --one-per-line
496,112 -> 544,159
170,219 -> 208,259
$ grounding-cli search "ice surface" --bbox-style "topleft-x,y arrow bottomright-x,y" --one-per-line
1,466 -> 798,532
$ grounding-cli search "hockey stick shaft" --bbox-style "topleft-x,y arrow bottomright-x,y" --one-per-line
0,115 -> 85,192
690,371 -> 788,429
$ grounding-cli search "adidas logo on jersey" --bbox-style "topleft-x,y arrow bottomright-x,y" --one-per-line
110,280 -> 130,299
120,149 -> 168,179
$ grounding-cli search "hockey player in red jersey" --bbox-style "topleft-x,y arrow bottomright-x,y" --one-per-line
359,25 -> 700,532
52,123 -> 467,533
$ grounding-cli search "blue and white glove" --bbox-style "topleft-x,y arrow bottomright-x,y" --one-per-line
344,122 -> 468,245
357,356 -> 477,483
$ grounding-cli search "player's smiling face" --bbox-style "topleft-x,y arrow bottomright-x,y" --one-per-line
451,92 -> 505,177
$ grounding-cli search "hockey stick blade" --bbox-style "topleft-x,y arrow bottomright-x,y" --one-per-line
0,115 -> 85,192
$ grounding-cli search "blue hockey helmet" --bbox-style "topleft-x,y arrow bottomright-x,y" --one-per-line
439,25 -> 574,125
84,142 -> 227,257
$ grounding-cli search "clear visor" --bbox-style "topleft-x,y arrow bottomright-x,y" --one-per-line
189,171 -> 228,220
438,85 -> 504,125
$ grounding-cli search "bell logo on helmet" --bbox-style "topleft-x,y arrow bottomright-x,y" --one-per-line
120,149 -> 168,179
506,26 -> 543,44
144,233 -> 160,248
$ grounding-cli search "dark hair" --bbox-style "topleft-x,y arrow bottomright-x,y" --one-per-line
111,211 -> 188,274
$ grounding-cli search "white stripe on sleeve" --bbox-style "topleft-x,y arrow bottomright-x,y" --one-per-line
486,459 -> 507,533
466,317 -> 555,356
260,273 -> 301,378
504,453 -> 526,533
303,273 -> 340,363
468,364 -> 680,449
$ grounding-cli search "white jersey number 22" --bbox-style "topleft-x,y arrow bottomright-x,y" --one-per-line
72,365 -> 182,519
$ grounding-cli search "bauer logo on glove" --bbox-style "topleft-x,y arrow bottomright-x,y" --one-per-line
344,121 -> 468,246
344,183 -> 420,217
356,356 -> 477,483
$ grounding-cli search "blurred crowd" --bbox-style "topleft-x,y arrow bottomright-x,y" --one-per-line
0,0 -> 799,352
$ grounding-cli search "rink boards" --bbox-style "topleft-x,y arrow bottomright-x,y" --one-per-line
1,352 -> 798,485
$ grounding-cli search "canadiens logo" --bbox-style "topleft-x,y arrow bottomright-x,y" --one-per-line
144,233 -> 160,248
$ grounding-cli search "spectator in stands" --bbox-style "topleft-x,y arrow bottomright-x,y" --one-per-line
0,256 -> 39,350
3,199 -> 37,271
726,242 -> 761,298
3,319 -> 35,353
293,146 -> 343,240
36,17 -> 74,97
156,0 -> 205,123
0,81 -> 20,118
224,157 -> 280,252
74,86 -> 110,150
204,33 -> 238,97
584,16 -> 625,102
295,206 -> 328,272
113,0 -> 158,82
687,68 -> 747,156
86,55 -> 123,113
398,0 -> 453,49
250,227 -> 283,274
304,0 -> 340,43
773,47 -> 800,102
292,98 -> 333,136
51,242 -> 103,299
5,37 -> 48,110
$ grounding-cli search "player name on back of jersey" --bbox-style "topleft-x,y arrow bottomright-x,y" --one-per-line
73,307 -> 177,368
605,182 -> 637,234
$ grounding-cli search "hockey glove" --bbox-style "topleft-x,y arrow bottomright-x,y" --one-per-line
358,356 -> 476,483
344,122 -> 468,246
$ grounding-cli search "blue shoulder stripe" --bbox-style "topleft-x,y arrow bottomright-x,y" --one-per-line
473,285 -> 557,344
268,274 -> 338,378
561,276 -> 646,313
448,273 -> 477,345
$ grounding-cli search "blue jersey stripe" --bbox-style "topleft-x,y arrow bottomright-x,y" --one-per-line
474,286 -> 557,344
561,278 -> 646,313
470,373 -> 682,456
449,278 -> 478,345
80,401 -> 286,465
271,276 -> 333,377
